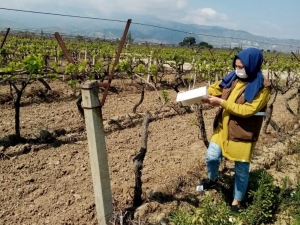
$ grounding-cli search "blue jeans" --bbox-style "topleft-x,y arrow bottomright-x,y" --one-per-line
206,142 -> 250,201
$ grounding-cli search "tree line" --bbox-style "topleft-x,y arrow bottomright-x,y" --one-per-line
179,36 -> 213,49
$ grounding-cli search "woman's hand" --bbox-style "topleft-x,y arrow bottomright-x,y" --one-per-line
201,96 -> 224,106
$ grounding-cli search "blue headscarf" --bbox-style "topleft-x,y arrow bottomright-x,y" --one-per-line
219,47 -> 264,103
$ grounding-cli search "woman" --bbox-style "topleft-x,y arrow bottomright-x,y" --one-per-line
200,47 -> 271,212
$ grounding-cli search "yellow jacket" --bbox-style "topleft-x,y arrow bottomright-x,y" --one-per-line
208,80 -> 271,162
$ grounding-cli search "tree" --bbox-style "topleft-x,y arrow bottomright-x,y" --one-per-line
126,31 -> 134,44
179,37 -> 196,46
199,41 -> 213,49
76,35 -> 84,41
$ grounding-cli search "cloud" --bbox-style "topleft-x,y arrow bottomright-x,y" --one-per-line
1,0 -> 298,40
182,8 -> 228,24
15,0 -> 187,17
1,1 -> 233,25
180,8 -> 237,29
0,0 -> 243,35
87,0 -> 188,17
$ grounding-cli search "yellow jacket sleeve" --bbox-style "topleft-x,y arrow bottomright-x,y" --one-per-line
208,81 -> 223,96
221,87 -> 271,118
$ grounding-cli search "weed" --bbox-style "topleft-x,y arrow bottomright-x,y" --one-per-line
284,182 -> 300,225
190,118 -> 198,126
161,90 -> 170,104
169,170 -> 299,225
285,139 -> 300,155
170,194 -> 232,225
170,210 -> 194,225
241,170 -> 279,224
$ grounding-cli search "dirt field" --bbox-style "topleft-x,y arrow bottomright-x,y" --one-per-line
0,79 -> 300,224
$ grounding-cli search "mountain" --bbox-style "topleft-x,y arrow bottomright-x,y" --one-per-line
1,13 -> 299,53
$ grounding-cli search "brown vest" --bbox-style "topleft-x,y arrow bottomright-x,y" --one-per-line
213,78 -> 271,142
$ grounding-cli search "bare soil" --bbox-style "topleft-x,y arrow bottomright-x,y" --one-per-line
0,79 -> 300,224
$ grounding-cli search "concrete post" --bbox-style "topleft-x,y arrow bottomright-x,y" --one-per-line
81,81 -> 113,225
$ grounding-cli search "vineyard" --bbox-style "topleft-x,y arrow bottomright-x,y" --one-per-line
1,29 -> 300,224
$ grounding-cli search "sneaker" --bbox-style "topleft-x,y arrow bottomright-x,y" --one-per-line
196,178 -> 218,191
230,205 -> 240,214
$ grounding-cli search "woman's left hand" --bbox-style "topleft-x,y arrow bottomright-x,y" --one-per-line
202,96 -> 224,106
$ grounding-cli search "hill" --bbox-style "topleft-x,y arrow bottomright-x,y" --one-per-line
1,14 -> 299,52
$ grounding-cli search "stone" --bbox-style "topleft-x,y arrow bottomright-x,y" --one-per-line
73,194 -> 81,200
155,213 -> 166,223
134,203 -> 150,219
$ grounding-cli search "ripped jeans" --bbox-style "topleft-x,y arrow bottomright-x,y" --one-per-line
206,142 -> 250,201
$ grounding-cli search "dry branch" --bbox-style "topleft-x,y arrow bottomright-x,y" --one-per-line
263,88 -> 280,134
285,92 -> 297,117
195,104 -> 209,148
297,87 -> 300,115
132,111 -> 151,207
102,106 -> 193,134
133,85 -> 145,113
133,73 -> 162,103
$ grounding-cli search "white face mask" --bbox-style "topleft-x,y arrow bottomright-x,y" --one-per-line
235,69 -> 248,79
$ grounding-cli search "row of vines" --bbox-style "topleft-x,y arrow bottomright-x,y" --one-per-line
1,31 -> 300,142
1,30 -> 300,224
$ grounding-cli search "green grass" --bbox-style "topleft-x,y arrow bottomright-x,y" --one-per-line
170,170 -> 300,225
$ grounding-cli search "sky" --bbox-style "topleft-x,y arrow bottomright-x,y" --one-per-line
0,0 -> 299,40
